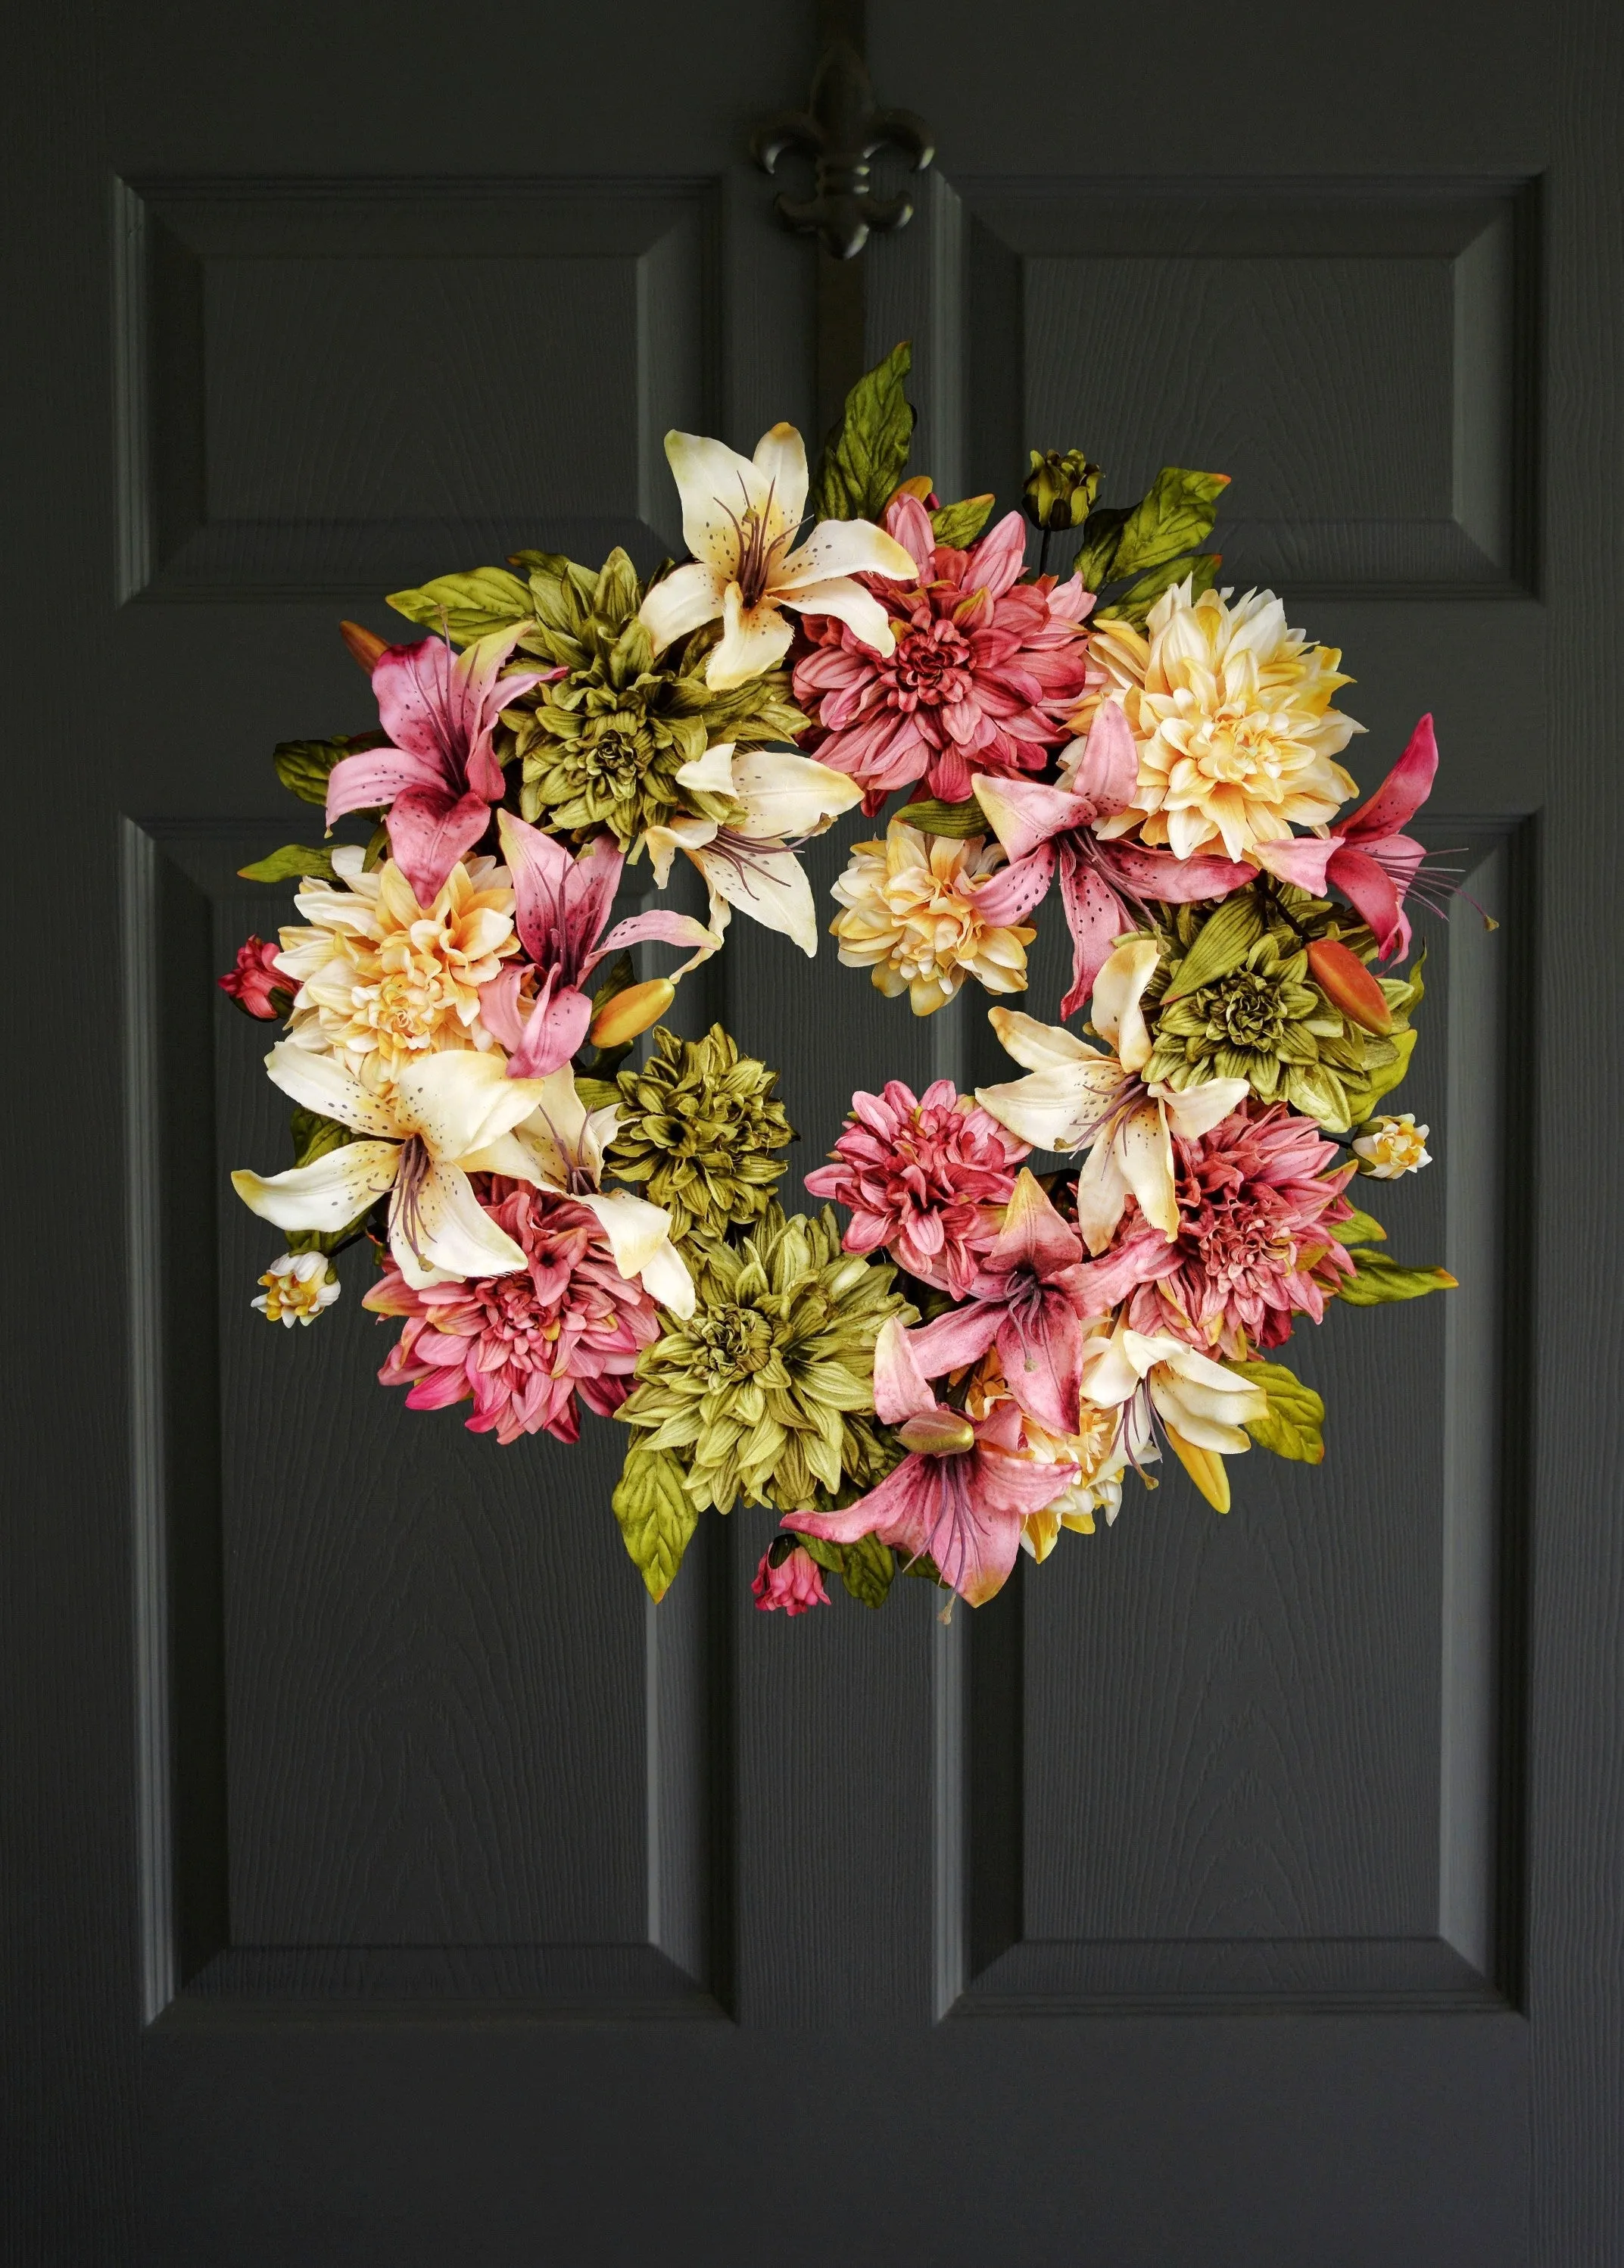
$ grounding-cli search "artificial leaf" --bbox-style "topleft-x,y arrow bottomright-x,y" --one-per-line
273,731 -> 386,808
1162,891 -> 1265,1000
1336,1249 -> 1458,1307
385,566 -> 534,643
1332,1207 -> 1388,1248
796,1535 -> 846,1576
1227,1358 -> 1326,1465
930,494 -> 996,548
900,796 -> 990,838
1109,468 -> 1230,579
1096,551 -> 1220,627
1072,504 -> 1132,591
572,1076 -> 621,1112
238,844 -> 337,884
611,1444 -> 700,1602
837,1530 -> 895,1609
809,341 -> 915,523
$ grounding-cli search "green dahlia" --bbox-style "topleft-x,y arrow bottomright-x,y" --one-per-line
617,1205 -> 915,1516
1140,888 -> 1422,1131
608,1024 -> 793,1245
504,547 -> 806,849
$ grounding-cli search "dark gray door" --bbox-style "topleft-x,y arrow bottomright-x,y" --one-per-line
7,2 -> 1619,2260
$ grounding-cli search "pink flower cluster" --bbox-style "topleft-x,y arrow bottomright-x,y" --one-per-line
793,495 -> 1100,810
364,1179 -> 660,1444
803,1078 -> 1029,1296
219,936 -> 291,1020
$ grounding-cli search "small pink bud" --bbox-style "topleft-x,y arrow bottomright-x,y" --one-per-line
752,1542 -> 831,1618
219,937 -> 291,1021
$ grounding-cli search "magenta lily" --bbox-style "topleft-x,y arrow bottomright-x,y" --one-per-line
478,813 -> 719,1078
897,1168 -> 1098,1435
972,704 -> 1255,1018
325,632 -> 550,909
783,1317 -> 1079,1606
1322,714 -> 1437,959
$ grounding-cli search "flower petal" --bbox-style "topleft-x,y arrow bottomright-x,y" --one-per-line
1113,1099 -> 1178,1238
777,519 -> 917,588
1057,854 -> 1131,1023
1249,834 -> 1344,893
1072,1130 -> 1132,1255
729,745 -> 862,837
262,1041 -> 403,1136
987,1006 -> 1101,1072
1072,698 -> 1139,811
708,587 -> 794,690
688,838 -> 819,956
578,1191 -> 695,1318
871,1312 -> 940,1424
232,1140 -> 399,1231
390,1159 -> 527,1288
903,1298 -> 1005,1380
976,1065 -> 1120,1152
1091,937 -> 1161,1072
387,783 -> 493,911
750,421 -> 809,537
638,559 -> 728,655
662,430 -> 765,569
971,773 -> 1095,862
392,1047 -> 550,1162
323,744 -> 440,825
778,576 -> 898,657
1345,714 -> 1438,838
1158,1075 -> 1251,1140
673,742 -> 739,798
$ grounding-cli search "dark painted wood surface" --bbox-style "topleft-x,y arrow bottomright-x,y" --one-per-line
5,0 -> 1619,2260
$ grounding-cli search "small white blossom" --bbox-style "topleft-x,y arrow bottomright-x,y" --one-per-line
1353,1112 -> 1431,1178
252,1252 -> 341,1327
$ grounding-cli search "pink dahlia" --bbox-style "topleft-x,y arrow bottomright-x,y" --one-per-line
804,1078 -> 1030,1297
1076,1103 -> 1357,1358
363,1178 -> 660,1444
792,494 -> 1101,809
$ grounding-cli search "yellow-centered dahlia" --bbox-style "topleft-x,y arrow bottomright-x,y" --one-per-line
1092,579 -> 1364,863
276,844 -> 517,1095
830,819 -> 1036,1017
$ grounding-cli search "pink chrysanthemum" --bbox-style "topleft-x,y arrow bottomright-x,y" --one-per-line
1077,1103 -> 1357,1358
363,1178 -> 660,1444
804,1078 -> 1030,1297
792,495 -> 1101,810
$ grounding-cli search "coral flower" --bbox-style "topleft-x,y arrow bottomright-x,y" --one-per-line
804,1078 -> 1030,1297
793,494 -> 1100,807
1075,1101 -> 1357,1358
364,1179 -> 661,1445
830,819 -> 1046,1015
220,936 -> 292,1020
751,1543 -> 831,1616
1094,579 -> 1363,862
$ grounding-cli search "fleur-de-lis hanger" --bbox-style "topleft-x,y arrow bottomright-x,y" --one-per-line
752,39 -> 935,260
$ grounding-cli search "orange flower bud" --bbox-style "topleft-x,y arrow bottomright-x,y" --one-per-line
588,978 -> 675,1050
1306,937 -> 1393,1034
897,1409 -> 977,1456
338,619 -> 388,674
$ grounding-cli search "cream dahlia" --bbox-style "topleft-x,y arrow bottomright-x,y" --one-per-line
829,821 -> 1039,1016
1092,579 -> 1364,862
276,845 -> 517,1095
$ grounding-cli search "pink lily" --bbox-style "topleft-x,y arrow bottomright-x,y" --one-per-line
783,1318 -> 1079,1606
972,704 -> 1255,1018
894,1168 -> 1096,1436
478,813 -> 719,1078
325,632 -> 550,908
1323,714 -> 1438,959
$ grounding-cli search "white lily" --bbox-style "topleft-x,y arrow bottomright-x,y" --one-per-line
232,1045 -> 553,1290
1077,1315 -> 1267,1512
976,936 -> 1250,1255
637,423 -> 916,689
475,1068 -> 696,1319
643,741 -> 862,956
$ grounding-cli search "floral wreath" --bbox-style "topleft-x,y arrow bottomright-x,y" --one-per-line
223,343 -> 1475,1620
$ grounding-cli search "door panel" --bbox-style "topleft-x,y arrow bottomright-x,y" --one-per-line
8,0 -> 1622,2261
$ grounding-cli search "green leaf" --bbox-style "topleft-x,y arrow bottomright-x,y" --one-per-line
837,1530 -> 895,1609
1332,1207 -> 1388,1248
238,844 -> 336,884
930,493 -> 996,548
1110,467 -> 1230,579
1227,1358 -> 1325,1465
1096,551 -> 1221,628
899,796 -> 988,838
385,566 -> 534,643
612,1444 -> 701,1602
796,1535 -> 846,1576
1336,1249 -> 1458,1307
1072,504 -> 1131,591
573,1076 -> 621,1112
1162,891 -> 1264,1000
273,735 -> 358,807
809,341 -> 915,523
285,1109 -> 375,1256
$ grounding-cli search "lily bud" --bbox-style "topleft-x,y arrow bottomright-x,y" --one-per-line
1022,448 -> 1100,532
1306,938 -> 1393,1034
890,473 -> 937,509
339,619 -> 389,674
1165,1427 -> 1231,1514
589,977 -> 676,1049
897,1409 -> 977,1456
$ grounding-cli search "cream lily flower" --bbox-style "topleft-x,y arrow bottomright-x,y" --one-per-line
976,937 -> 1249,1255
644,741 -> 861,955
477,1068 -> 696,1319
1078,1315 -> 1266,1512
232,1044 -> 553,1290
637,423 -> 916,689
